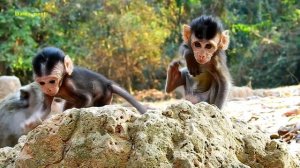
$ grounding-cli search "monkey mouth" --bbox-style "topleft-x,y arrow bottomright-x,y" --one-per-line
45,91 -> 58,96
196,59 -> 209,64
46,93 -> 56,96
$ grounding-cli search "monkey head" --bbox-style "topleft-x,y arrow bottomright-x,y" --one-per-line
182,16 -> 230,64
32,47 -> 74,96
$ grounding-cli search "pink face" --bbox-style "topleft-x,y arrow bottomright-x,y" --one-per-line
35,75 -> 60,96
191,34 -> 220,64
35,63 -> 64,96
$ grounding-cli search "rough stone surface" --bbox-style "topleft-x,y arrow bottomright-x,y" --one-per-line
0,76 -> 21,100
0,136 -> 26,168
0,101 -> 298,168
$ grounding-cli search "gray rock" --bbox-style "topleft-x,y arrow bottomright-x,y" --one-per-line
0,76 -> 21,100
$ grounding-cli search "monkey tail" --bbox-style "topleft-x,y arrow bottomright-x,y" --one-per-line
111,84 -> 146,114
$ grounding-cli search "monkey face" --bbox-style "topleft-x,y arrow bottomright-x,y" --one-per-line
191,34 -> 220,64
182,22 -> 230,65
33,61 -> 67,96
35,75 -> 61,96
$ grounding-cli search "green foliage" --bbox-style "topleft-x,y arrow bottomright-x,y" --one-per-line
0,0 -> 299,89
0,6 -> 41,82
225,0 -> 300,88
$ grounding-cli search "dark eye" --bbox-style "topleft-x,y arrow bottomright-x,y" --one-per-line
49,80 -> 56,84
39,82 -> 45,85
205,44 -> 212,49
194,42 -> 201,48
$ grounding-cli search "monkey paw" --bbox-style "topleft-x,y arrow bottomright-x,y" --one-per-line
165,61 -> 183,93
168,61 -> 181,80
21,119 -> 42,133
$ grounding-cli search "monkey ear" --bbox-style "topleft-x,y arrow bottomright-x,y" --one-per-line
182,24 -> 191,43
220,30 -> 230,50
64,55 -> 74,75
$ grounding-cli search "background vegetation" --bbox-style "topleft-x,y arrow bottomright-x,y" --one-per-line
0,0 -> 299,91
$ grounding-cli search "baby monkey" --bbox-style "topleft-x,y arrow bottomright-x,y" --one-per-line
165,15 -> 232,109
33,47 -> 146,121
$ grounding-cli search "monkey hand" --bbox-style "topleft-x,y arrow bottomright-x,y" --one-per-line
21,117 -> 43,133
165,61 -> 184,93
168,61 -> 181,81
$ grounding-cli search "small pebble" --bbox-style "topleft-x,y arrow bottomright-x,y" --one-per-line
270,134 -> 280,139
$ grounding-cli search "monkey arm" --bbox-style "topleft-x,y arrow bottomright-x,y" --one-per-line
214,77 -> 230,109
72,92 -> 92,108
212,62 -> 231,109
60,79 -> 93,108
205,52 -> 230,109
21,95 -> 54,132
64,88 -> 92,108
41,95 -> 54,119
180,44 -> 201,76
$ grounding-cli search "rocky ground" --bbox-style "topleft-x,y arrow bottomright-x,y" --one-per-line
0,79 -> 300,167
146,85 -> 300,159
1,101 -> 299,167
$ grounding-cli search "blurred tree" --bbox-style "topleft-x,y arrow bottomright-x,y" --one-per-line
225,0 -> 300,88
0,0 -> 299,90
0,5 -> 40,83
76,0 -> 172,92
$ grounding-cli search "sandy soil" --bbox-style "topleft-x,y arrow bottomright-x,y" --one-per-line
224,95 -> 300,157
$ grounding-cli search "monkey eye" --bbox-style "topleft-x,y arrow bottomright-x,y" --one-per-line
49,80 -> 56,84
205,44 -> 213,49
194,42 -> 201,48
39,82 -> 45,85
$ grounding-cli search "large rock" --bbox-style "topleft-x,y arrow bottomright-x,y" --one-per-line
0,136 -> 26,168
0,76 -> 21,100
0,101 -> 298,168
